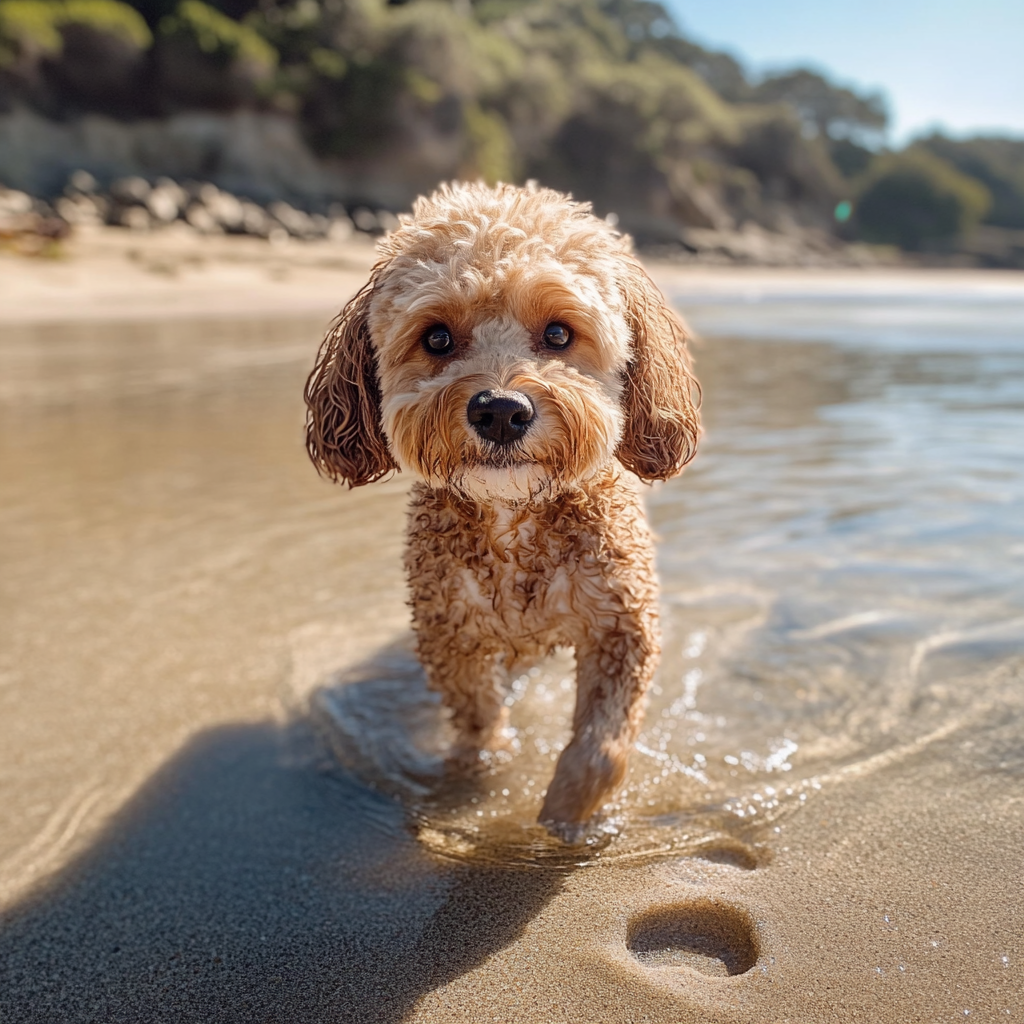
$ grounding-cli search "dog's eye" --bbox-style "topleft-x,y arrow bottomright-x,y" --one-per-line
543,322 -> 572,349
423,325 -> 454,355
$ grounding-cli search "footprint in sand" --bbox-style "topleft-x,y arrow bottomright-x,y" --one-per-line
627,899 -> 759,977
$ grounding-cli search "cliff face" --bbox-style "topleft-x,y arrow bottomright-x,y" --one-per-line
0,107 -> 336,201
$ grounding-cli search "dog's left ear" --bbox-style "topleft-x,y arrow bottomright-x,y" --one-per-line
615,256 -> 702,482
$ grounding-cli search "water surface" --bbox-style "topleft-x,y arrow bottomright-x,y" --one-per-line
2,284 -> 1023,880
307,288 -> 1024,865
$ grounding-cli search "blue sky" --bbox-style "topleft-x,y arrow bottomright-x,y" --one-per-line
665,0 -> 1024,143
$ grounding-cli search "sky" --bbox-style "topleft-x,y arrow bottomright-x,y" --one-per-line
665,0 -> 1024,143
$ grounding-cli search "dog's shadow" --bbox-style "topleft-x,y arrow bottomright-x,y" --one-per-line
310,634 -> 456,798
307,635 -> 587,856
0,647 -> 574,1023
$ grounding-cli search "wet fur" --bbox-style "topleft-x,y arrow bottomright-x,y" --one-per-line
305,182 -> 699,828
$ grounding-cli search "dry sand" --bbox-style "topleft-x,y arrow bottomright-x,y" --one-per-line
1,229 -> 1023,1022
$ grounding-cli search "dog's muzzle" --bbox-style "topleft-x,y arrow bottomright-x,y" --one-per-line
467,389 -> 535,445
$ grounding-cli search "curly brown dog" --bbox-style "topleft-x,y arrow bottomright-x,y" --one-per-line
305,181 -> 700,831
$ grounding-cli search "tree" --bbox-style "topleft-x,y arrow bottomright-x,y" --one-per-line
752,68 -> 887,145
917,133 -> 1024,229
855,148 -> 990,250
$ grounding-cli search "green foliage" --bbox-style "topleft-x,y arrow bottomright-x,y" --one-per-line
159,0 -> 275,69
0,0 -> 152,54
463,100 -> 515,183
917,134 -> 1024,229
829,137 -> 874,179
855,148 -> 991,249
751,68 -> 887,143
229,0 -> 874,230
0,0 -> 63,52
309,45 -> 345,78
301,50 -> 407,157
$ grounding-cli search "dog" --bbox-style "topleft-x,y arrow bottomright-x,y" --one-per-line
304,181 -> 700,831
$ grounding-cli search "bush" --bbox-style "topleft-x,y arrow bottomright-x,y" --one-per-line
855,148 -> 991,250
462,101 -> 515,184
158,0 -> 275,71
918,134 -> 1024,230
0,0 -> 151,55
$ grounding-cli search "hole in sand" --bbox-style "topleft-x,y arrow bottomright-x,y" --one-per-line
691,837 -> 761,870
628,900 -> 758,977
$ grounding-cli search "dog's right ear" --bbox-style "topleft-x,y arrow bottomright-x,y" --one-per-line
615,254 -> 701,482
304,279 -> 399,487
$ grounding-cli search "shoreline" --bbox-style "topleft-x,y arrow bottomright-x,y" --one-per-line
3,225 -> 1024,327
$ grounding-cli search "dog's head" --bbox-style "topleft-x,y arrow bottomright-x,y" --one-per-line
305,182 -> 700,501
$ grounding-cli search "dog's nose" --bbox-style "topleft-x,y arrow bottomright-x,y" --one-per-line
467,389 -> 535,445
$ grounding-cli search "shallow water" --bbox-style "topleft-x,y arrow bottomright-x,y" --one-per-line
307,290 -> 1024,867
2,285 -> 1023,880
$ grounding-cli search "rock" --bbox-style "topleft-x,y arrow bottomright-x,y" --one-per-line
239,200 -> 271,237
0,109 -> 340,203
268,201 -> 316,238
118,206 -> 151,231
146,186 -> 182,223
200,186 -> 244,231
0,191 -> 71,255
66,169 -> 99,195
111,176 -> 151,204
55,194 -> 105,225
376,210 -> 400,233
184,202 -> 220,234
351,207 -> 378,233
146,178 -> 188,222
0,190 -> 34,215
328,214 -> 353,242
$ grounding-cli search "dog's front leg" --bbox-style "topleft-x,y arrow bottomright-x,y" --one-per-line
416,632 -> 509,769
539,612 -> 658,828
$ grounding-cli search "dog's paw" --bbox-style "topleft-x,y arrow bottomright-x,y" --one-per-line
538,816 -> 594,845
446,719 -> 517,773
539,736 -> 628,828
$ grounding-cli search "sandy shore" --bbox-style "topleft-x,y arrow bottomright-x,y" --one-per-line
1,230 -> 1023,1022
4,224 -> 1024,327
0,224 -> 378,325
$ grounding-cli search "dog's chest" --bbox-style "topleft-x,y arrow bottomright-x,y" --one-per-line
463,512 -> 578,618
406,491 -> 606,639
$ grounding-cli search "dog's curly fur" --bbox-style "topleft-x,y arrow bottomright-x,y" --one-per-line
305,181 -> 700,828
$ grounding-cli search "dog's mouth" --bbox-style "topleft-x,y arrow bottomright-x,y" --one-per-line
465,442 -> 536,469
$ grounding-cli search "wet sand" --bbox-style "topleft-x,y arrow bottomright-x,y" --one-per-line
1,233 -> 1023,1021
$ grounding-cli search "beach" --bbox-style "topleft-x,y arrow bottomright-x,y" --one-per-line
1,229 -> 1023,1022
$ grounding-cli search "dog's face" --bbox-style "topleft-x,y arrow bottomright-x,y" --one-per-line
368,197 -> 635,501
306,183 -> 700,500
